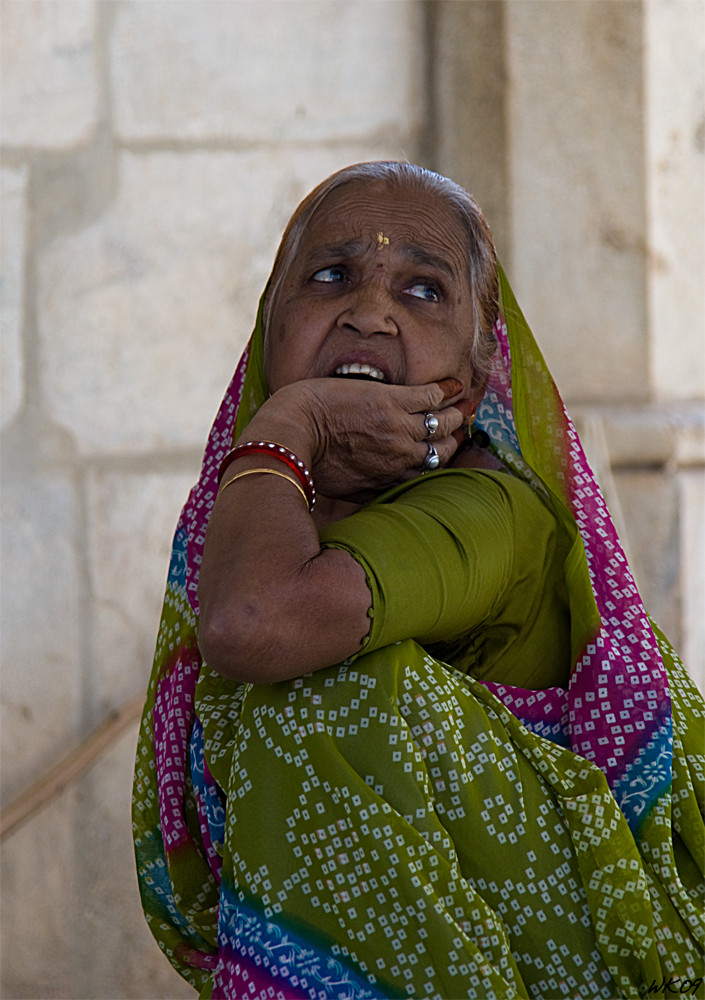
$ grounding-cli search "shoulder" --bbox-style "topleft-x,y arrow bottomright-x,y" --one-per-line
370,467 -> 549,520
319,467 -> 560,559
370,468 -> 572,560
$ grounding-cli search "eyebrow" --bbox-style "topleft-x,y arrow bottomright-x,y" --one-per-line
304,240 -> 366,269
304,239 -> 458,282
398,243 -> 457,281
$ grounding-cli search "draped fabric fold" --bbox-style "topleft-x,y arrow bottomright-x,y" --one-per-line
133,266 -> 704,999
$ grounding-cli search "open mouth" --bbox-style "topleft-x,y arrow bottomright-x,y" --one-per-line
332,363 -> 388,383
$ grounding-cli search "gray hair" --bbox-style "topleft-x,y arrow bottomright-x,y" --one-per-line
263,161 -> 498,392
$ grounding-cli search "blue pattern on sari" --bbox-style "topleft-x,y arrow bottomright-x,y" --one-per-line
190,716 -> 226,852
217,884 -> 390,999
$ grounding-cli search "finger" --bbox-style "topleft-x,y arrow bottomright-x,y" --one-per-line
436,377 -> 464,401
418,398 -> 476,441
451,424 -> 470,449
422,378 -> 465,411
418,408 -> 458,442
393,378 -> 463,416
420,410 -> 441,440
454,398 -> 477,419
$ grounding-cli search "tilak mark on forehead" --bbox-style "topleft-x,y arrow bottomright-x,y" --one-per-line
376,231 -> 390,251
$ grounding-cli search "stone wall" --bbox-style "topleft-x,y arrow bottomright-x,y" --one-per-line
430,0 -> 705,671
1,1 -> 703,997
1,2 -> 426,995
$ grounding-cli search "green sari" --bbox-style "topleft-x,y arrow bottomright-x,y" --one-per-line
133,266 -> 704,999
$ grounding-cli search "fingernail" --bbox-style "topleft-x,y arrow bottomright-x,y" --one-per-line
437,378 -> 463,399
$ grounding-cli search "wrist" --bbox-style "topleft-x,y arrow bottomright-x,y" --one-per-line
235,383 -> 322,467
218,441 -> 316,511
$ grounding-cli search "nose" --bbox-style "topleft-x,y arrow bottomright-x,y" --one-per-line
337,277 -> 398,337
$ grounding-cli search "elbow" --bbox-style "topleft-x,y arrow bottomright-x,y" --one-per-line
198,600 -> 294,684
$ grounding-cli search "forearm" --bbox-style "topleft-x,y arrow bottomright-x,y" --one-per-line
198,376 -> 467,682
198,398 -> 371,683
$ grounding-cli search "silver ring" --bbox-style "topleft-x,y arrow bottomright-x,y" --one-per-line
424,412 -> 439,438
422,443 -> 440,471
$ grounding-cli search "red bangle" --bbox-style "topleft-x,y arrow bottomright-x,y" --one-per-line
217,441 -> 316,510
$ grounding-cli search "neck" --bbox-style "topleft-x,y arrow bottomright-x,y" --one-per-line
450,443 -> 504,471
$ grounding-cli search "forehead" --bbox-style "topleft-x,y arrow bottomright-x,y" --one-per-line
298,180 -> 468,273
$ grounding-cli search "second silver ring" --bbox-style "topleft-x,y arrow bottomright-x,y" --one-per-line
422,443 -> 441,471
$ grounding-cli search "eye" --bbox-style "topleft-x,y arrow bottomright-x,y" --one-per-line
405,282 -> 440,303
312,266 -> 346,283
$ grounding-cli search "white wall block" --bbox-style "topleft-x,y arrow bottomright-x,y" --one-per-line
85,468 -> 197,714
0,728 -> 194,999
0,789 -> 82,996
112,0 -> 423,144
0,470 -> 82,805
70,726 -> 197,998
0,166 -> 28,428
0,0 -> 97,149
38,145 -> 408,455
506,0 -> 649,403
646,0 -> 705,402
679,468 -> 705,690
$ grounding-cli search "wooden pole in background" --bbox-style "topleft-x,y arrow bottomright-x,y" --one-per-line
0,694 -> 145,841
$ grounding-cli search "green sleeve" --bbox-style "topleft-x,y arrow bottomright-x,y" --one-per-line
318,470 -> 531,656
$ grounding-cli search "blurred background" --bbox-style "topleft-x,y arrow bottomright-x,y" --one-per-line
1,1 -> 703,996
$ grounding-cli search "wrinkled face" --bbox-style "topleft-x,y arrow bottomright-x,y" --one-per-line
264,181 -> 476,394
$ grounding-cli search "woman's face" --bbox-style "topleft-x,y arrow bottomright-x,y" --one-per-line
265,181 -> 477,395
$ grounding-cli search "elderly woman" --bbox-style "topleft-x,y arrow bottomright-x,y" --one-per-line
133,163 -> 704,1000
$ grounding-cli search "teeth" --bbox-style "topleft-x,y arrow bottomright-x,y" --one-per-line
334,363 -> 386,381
